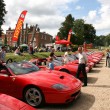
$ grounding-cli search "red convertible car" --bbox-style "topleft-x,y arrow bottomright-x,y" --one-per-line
30,58 -> 89,78
53,59 -> 89,78
0,60 -> 82,107
0,93 -> 36,110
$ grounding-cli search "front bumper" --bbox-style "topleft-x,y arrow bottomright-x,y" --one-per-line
43,84 -> 81,104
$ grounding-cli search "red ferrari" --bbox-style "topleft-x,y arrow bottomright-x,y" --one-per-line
0,60 -> 82,107
53,59 -> 89,78
0,93 -> 36,110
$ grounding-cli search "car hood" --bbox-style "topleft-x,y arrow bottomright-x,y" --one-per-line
0,94 -> 35,110
19,70 -> 79,86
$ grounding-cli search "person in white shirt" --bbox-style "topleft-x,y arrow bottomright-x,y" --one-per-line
76,47 -> 88,87
63,51 -> 69,64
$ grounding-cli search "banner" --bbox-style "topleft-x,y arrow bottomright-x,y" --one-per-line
67,29 -> 72,42
12,10 -> 27,41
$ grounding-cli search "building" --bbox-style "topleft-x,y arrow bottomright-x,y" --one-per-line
1,27 -> 53,47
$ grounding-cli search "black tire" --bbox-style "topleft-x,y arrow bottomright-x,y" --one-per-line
23,87 -> 45,107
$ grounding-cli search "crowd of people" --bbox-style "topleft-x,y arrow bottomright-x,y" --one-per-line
0,43 -> 109,87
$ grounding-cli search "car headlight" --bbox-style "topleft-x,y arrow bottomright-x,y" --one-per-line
52,84 -> 68,90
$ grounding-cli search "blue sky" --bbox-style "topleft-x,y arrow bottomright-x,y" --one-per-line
2,0 -> 110,37
68,0 -> 101,17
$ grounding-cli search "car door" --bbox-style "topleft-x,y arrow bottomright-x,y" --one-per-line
0,70 -> 17,96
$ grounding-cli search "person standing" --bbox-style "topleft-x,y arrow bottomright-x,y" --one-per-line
76,47 -> 88,87
29,43 -> 34,55
0,46 -> 6,63
48,57 -> 54,70
0,46 -> 6,71
106,49 -> 110,67
106,49 -> 109,67
63,50 -> 69,64
49,48 -> 56,59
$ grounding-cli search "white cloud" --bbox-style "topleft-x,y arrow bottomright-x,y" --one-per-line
84,10 -> 97,21
83,0 -> 110,35
75,6 -> 82,10
2,0 -> 79,37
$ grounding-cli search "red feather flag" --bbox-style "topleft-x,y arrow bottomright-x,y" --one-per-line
67,29 -> 72,42
12,10 -> 27,41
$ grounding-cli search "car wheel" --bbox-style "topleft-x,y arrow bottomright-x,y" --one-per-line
24,87 -> 45,107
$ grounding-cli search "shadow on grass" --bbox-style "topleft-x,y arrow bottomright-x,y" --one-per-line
40,93 -> 95,110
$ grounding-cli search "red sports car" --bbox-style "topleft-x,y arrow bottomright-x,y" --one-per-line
53,59 -> 89,78
0,60 -> 82,107
0,93 -> 36,110
30,57 -> 89,78
56,55 -> 93,71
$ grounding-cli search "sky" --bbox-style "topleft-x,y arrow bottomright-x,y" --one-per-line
2,0 -> 110,37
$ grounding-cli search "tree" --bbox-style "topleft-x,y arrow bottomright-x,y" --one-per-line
72,19 -> 85,45
57,14 -> 74,40
84,24 -> 96,43
0,0 -> 7,37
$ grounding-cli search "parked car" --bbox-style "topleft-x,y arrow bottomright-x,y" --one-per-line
0,93 -> 36,110
0,60 -> 82,107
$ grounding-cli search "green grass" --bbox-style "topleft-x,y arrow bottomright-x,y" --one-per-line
6,52 -> 65,62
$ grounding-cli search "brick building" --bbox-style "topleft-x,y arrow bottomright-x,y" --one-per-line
1,27 -> 53,47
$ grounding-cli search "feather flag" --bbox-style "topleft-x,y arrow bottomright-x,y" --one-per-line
67,29 -> 72,43
12,10 -> 27,41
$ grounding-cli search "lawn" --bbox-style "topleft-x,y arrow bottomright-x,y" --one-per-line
6,52 -> 65,62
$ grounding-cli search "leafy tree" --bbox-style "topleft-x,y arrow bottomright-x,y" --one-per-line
94,35 -> 106,46
0,0 -> 7,37
72,19 -> 85,45
57,14 -> 96,45
105,34 -> 110,46
57,14 -> 74,40
52,38 -> 55,43
84,24 -> 96,43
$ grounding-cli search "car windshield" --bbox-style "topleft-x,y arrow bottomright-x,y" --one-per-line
74,54 -> 79,59
56,57 -> 63,61
68,55 -> 78,60
7,61 -> 40,75
53,59 -> 63,66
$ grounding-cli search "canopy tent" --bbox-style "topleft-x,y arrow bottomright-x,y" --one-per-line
55,40 -> 71,45
20,44 -> 28,47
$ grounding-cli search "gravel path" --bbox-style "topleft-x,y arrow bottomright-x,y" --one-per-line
38,57 -> 110,110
